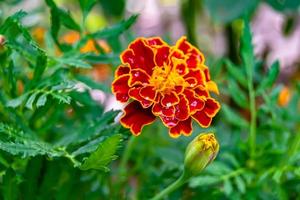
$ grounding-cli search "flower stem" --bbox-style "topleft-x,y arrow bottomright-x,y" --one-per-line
150,172 -> 190,200
248,85 -> 257,159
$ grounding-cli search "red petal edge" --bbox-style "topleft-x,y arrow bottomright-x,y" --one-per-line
120,101 -> 156,135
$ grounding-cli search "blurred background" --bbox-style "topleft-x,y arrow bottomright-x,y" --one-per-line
0,0 -> 300,199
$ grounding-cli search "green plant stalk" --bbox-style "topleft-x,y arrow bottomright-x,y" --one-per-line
248,83 -> 256,159
151,171 -> 190,200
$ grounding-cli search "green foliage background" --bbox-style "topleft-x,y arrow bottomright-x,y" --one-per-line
0,0 -> 299,199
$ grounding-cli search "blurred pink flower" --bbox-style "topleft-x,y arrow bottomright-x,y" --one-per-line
252,3 -> 300,73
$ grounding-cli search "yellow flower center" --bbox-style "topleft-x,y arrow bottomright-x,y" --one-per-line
197,133 -> 218,151
149,65 -> 186,93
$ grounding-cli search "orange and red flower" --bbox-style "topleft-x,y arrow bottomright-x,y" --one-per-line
112,37 -> 221,137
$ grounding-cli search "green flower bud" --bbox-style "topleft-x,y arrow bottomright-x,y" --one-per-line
184,133 -> 219,176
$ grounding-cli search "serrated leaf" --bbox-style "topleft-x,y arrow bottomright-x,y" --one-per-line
45,0 -> 81,32
88,15 -> 138,39
56,56 -> 92,68
222,104 -> 249,128
71,136 -> 107,156
257,61 -> 280,94
80,134 -> 122,171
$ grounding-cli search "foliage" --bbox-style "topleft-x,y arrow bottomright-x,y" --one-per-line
0,0 -> 299,200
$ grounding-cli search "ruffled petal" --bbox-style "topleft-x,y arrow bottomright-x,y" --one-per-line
204,98 -> 221,117
159,115 -> 179,128
112,74 -> 130,102
129,69 -> 150,86
174,95 -> 190,120
140,85 -> 157,102
115,65 -> 130,77
192,111 -> 212,128
183,89 -> 205,114
120,101 -> 156,135
128,87 -> 153,108
194,86 -> 209,97
152,102 -> 175,117
146,37 -> 165,46
161,92 -> 180,107
184,69 -> 205,87
127,39 -> 156,75
155,46 -> 170,66
169,117 -> 192,138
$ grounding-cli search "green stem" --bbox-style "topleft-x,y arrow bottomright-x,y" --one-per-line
151,172 -> 190,200
246,58 -> 256,159
119,136 -> 137,176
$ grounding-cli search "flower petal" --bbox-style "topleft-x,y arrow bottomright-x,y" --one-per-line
128,87 -> 153,108
126,39 -> 156,75
207,81 -> 219,95
146,37 -> 165,46
140,85 -> 157,102
120,101 -> 156,135
115,65 -> 130,77
161,92 -> 180,107
159,115 -> 179,128
129,69 -> 150,86
204,98 -> 221,117
169,117 -> 192,138
192,111 -> 212,128
184,69 -> 205,87
183,89 -> 205,114
112,74 -> 130,102
174,95 -> 190,120
152,102 -> 175,117
155,46 -> 170,66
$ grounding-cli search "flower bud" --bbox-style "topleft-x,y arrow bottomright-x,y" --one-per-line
184,133 -> 219,176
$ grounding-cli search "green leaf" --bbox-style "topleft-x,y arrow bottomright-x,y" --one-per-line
189,175 -> 220,187
0,123 -> 64,158
55,56 -> 92,68
224,179 -> 233,195
75,74 -> 110,93
88,15 -> 138,39
45,0 -> 81,32
241,21 -> 255,79
222,104 -> 249,128
228,78 -> 248,108
79,0 -> 97,19
79,134 -> 122,171
266,0 -> 300,12
36,93 -> 47,107
225,59 -> 247,88
234,176 -> 246,193
6,93 -> 29,108
25,93 -> 38,110
257,61 -> 280,94
204,0 -> 258,23
1,169 -> 20,200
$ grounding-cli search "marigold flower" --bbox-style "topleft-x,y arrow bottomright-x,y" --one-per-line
112,37 -> 221,137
